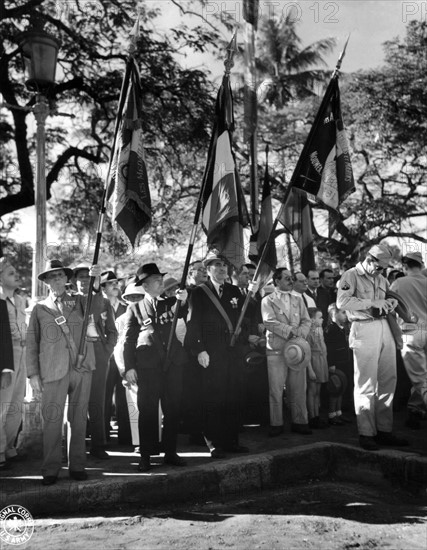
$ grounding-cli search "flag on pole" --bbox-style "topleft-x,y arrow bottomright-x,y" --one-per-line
278,189 -> 316,275
107,57 -> 151,247
243,0 -> 259,142
201,73 -> 249,269
249,147 -> 277,285
290,78 -> 354,211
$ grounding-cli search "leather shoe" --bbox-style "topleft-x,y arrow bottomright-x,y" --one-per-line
374,431 -> 410,447
210,448 -> 226,459
42,475 -> 57,486
405,413 -> 421,430
309,417 -> 328,429
222,444 -> 249,453
268,426 -> 284,437
138,455 -> 151,472
291,423 -> 312,435
164,453 -> 187,467
69,470 -> 88,481
90,448 -> 110,460
359,435 -> 379,451
328,417 -> 345,426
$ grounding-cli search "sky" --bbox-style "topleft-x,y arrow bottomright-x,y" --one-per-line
5,0 -> 425,248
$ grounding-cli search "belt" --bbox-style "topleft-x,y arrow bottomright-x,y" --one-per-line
86,336 -> 100,343
352,318 -> 385,323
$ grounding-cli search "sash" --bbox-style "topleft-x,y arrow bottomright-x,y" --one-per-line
200,284 -> 235,337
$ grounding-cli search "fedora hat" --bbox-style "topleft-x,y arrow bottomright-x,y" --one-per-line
327,369 -> 347,397
38,259 -> 73,282
163,277 -> 179,292
72,262 -> 91,277
402,251 -> 424,266
135,263 -> 166,286
203,251 -> 229,268
100,270 -> 119,286
283,337 -> 311,370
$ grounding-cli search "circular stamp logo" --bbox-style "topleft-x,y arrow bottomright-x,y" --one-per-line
0,505 -> 34,546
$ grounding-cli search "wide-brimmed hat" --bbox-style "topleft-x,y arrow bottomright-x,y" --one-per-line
100,270 -> 119,286
283,337 -> 311,370
402,251 -> 424,266
327,369 -> 347,397
368,244 -> 393,268
135,263 -> 166,286
72,262 -> 91,277
38,259 -> 73,282
203,251 -> 229,268
163,277 -> 179,292
122,282 -> 145,300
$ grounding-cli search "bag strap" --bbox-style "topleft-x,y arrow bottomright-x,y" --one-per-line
200,284 -> 235,336
39,303 -> 80,367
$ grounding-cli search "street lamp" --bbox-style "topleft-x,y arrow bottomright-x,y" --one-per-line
20,28 -> 59,301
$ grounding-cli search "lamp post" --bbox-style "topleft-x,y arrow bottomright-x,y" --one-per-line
20,29 -> 59,301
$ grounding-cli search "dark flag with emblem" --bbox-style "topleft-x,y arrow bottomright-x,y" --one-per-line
278,188 -> 316,275
290,78 -> 354,212
201,72 -> 249,269
250,147 -> 277,285
107,56 -> 151,247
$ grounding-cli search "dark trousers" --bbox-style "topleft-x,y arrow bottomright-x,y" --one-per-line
137,364 -> 183,457
201,349 -> 241,449
180,357 -> 203,435
104,355 -> 132,444
88,342 -> 109,450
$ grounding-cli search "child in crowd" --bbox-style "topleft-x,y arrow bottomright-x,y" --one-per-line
324,304 -> 353,423
306,308 -> 329,429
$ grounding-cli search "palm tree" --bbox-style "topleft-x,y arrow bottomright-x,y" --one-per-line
256,13 -> 336,108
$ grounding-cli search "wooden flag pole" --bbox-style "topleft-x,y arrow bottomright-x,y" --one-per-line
75,33 -> 137,370
164,31 -> 238,364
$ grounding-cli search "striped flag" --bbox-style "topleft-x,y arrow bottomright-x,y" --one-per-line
107,57 -> 151,247
243,0 -> 259,142
291,78 -> 354,211
279,189 -> 316,275
201,74 -> 249,269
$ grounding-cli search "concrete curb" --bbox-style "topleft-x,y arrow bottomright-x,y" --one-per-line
5,443 -> 427,517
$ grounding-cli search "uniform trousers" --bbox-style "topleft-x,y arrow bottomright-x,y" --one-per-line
401,326 -> 427,414
267,354 -> 308,426
349,319 -> 396,436
88,341 -> 110,451
104,354 -> 132,444
0,342 -> 26,462
41,369 -> 92,476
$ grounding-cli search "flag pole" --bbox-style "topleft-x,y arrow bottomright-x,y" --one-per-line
164,31 -> 238,364
230,38 -> 350,346
74,21 -> 139,370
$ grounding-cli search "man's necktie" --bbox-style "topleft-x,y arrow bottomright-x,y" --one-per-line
218,284 -> 224,298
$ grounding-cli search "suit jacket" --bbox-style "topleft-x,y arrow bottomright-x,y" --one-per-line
184,280 -> 244,357
324,322 -> 350,367
123,295 -> 187,372
261,289 -> 311,352
26,292 -> 96,383
305,288 -> 318,304
77,292 -> 117,351
0,299 -> 14,372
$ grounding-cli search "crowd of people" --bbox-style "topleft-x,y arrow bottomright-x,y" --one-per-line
0,243 -> 426,485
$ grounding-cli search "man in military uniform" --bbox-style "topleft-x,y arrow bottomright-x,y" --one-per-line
27,260 -> 102,485
337,244 -> 409,450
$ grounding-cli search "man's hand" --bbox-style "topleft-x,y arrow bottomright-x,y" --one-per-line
29,374 -> 43,394
0,372 -> 12,390
124,369 -> 138,385
198,351 -> 210,368
248,280 -> 259,294
89,264 -> 102,278
371,299 -> 390,315
248,334 -> 260,346
386,298 -> 398,312
176,289 -> 188,303
329,365 -> 336,373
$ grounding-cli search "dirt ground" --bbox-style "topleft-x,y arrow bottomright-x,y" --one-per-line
21,481 -> 427,550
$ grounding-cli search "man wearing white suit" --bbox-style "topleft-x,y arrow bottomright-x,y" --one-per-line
261,268 -> 312,436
